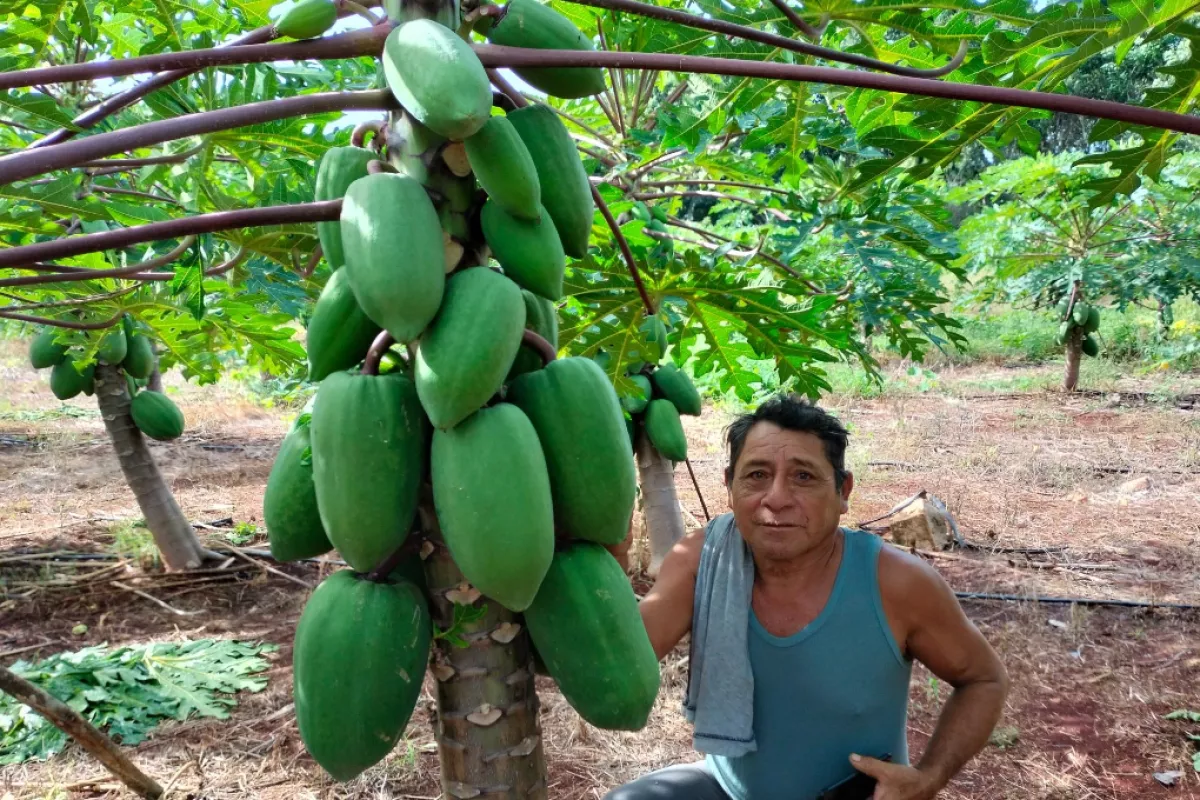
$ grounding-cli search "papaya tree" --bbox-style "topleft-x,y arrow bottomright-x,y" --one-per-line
4,0 -> 1200,794
951,152 -> 1200,390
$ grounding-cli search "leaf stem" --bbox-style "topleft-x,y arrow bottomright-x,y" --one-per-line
0,236 -> 196,287
594,185 -> 655,316
766,0 -> 822,41
560,0 -> 969,78
0,92 -> 397,185
0,309 -> 123,330
0,204 -> 338,270
27,28 -> 277,150
0,27 -> 391,93
472,45 -> 1200,139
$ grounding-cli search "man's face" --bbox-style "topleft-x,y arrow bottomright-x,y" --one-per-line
727,422 -> 853,563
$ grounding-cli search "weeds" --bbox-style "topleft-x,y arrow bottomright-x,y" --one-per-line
223,521 -> 260,546
108,520 -> 158,568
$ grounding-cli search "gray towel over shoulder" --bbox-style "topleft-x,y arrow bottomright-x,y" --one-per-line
683,512 -> 756,757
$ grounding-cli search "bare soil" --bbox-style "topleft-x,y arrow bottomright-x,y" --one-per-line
2,341 -> 1198,800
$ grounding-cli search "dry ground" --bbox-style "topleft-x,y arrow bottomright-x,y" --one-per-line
1,340 -> 1198,800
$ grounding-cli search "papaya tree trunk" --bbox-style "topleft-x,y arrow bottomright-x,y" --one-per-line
1157,298 -> 1172,338
635,430 -> 686,576
93,365 -> 209,570
419,505 -> 548,799
1063,327 -> 1083,392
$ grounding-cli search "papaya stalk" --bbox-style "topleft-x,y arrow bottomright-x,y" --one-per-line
362,330 -> 397,376
366,2 -> 549,792
520,329 -> 557,365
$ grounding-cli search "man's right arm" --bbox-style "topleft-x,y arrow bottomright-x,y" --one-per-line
639,528 -> 705,660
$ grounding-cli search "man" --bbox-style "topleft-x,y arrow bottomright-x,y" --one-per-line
608,394 -> 1008,800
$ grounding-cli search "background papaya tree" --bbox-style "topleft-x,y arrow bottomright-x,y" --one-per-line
4,0 -> 1200,792
0,0 -> 394,568
949,151 -> 1200,390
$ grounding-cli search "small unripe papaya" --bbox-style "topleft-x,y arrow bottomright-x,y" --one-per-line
30,330 -> 68,369
464,116 -> 541,221
275,0 -> 338,39
487,0 -> 607,99
481,201 -> 565,301
383,20 -> 492,140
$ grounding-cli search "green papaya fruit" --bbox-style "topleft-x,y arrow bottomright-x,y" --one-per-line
1056,320 -> 1071,343
431,403 -> 555,611
130,391 -> 185,441
480,200 -> 565,301
293,570 -> 430,781
641,315 -> 668,363
651,362 -> 701,416
509,357 -> 636,545
644,399 -> 687,461
620,374 -> 652,415
415,268 -> 526,430
275,0 -> 337,39
125,373 -> 139,398
488,0 -> 607,99
1072,302 -> 1090,328
464,116 -> 541,221
1056,296 -> 1069,317
122,333 -> 154,380
524,543 -> 660,730
506,105 -> 593,259
1084,306 -> 1101,334
50,356 -> 89,400
306,268 -> 382,382
265,420 -> 333,562
80,366 -> 96,397
439,206 -> 470,243
651,204 -> 669,224
30,329 -> 68,369
341,172 -> 445,343
97,329 -> 127,365
311,370 -> 427,572
508,290 -> 559,381
425,166 -> 475,213
630,201 -> 651,223
315,146 -> 375,270
383,19 -> 492,140
1082,334 -> 1100,358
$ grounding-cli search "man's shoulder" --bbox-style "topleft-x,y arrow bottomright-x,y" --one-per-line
875,538 -> 957,606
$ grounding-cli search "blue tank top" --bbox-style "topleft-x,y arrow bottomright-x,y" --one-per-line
707,529 -> 912,800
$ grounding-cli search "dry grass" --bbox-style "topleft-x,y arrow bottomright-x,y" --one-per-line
2,339 -> 1199,799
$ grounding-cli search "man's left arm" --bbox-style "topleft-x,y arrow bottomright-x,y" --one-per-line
850,548 -> 1009,800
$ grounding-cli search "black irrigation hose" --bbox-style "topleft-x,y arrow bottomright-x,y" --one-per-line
8,551 -> 1200,610
955,592 -> 1200,610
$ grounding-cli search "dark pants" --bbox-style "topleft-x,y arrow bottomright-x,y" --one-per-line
604,762 -> 731,799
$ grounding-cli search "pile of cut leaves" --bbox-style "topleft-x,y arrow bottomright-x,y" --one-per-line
0,639 -> 275,764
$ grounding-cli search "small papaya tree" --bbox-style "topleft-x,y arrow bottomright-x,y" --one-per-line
4,0 -> 1200,794
951,153 -> 1200,391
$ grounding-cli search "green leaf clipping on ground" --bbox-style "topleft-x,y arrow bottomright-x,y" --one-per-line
0,639 -> 276,765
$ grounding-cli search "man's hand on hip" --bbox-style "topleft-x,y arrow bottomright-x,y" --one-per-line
848,754 -> 941,800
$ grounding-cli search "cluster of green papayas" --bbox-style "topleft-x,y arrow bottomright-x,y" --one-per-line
630,200 -> 674,264
28,321 -> 183,439
619,315 -> 699,462
1055,297 -> 1102,357
277,3 -> 660,781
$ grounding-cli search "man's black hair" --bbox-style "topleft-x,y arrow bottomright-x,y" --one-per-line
725,394 -> 851,489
